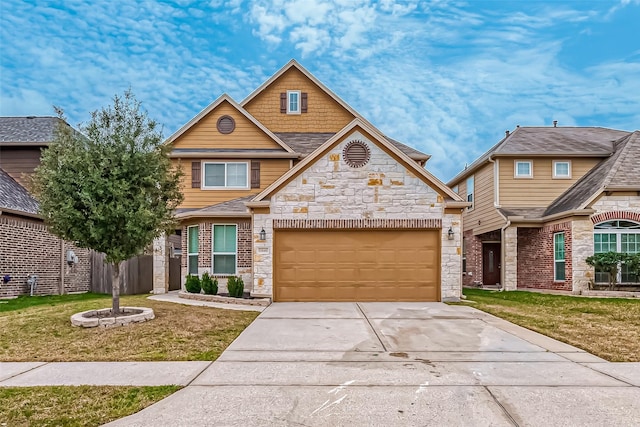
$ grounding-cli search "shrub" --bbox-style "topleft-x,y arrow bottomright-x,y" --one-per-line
586,252 -> 626,289
201,272 -> 218,295
185,275 -> 201,294
226,276 -> 244,298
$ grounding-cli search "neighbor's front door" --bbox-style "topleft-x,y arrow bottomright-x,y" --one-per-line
482,243 -> 501,286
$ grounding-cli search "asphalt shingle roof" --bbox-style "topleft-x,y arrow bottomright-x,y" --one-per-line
176,195 -> 254,217
0,168 -> 39,215
0,116 -> 64,144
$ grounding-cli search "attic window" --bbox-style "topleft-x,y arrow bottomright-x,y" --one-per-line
217,115 -> 235,134
343,140 -> 371,168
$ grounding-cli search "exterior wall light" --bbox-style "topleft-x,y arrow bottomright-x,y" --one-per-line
259,228 -> 266,241
447,226 -> 454,240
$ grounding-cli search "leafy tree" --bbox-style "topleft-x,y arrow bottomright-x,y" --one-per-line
32,91 -> 183,314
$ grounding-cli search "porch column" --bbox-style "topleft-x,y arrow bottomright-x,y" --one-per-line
503,226 -> 518,290
152,234 -> 169,294
572,219 -> 594,293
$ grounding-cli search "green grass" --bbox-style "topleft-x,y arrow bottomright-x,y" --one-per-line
461,288 -> 640,361
0,385 -> 180,427
0,293 -> 110,313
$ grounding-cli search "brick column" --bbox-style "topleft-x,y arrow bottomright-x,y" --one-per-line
152,234 -> 169,294
503,226 -> 517,290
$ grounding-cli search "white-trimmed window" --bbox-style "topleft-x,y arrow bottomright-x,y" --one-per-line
287,90 -> 301,114
514,160 -> 532,178
466,175 -> 474,210
212,224 -> 237,275
594,220 -> 640,283
553,161 -> 571,179
187,225 -> 199,275
554,232 -> 565,281
203,162 -> 248,189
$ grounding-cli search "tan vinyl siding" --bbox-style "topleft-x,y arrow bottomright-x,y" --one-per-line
499,157 -> 601,207
244,67 -> 355,132
175,158 -> 291,208
0,147 -> 42,186
459,163 -> 504,234
171,101 -> 285,150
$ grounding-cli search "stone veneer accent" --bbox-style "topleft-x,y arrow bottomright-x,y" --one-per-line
503,227 -> 518,290
572,219 -> 594,293
273,218 -> 442,229
152,235 -> 169,294
252,131 -> 463,300
0,216 -> 90,297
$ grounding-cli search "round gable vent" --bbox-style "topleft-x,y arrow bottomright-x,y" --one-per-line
216,115 -> 236,134
342,140 -> 371,168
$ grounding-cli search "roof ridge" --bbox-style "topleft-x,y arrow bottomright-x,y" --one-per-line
602,133 -> 634,188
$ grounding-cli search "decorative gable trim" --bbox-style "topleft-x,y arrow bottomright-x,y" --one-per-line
164,94 -> 295,153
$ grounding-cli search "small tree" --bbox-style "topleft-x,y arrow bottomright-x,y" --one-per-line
585,252 -> 626,290
32,91 -> 183,314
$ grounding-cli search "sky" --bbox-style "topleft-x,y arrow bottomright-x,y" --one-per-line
1,0 -> 639,182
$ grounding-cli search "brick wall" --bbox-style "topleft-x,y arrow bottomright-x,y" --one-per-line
0,216 -> 90,298
517,222 -> 572,291
462,229 -> 500,287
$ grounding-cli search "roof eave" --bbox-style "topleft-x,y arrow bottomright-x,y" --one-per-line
0,207 -> 42,219
175,211 -> 251,220
169,152 -> 300,159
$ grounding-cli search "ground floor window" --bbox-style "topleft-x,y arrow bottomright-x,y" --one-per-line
554,232 -> 565,281
594,220 -> 640,283
213,224 -> 237,275
187,225 -> 199,275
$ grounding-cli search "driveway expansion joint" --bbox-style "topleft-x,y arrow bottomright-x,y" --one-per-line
355,302 -> 387,352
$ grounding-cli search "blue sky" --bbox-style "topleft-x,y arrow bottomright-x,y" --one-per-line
1,0 -> 638,181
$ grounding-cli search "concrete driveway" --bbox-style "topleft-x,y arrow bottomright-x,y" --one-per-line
106,302 -> 640,426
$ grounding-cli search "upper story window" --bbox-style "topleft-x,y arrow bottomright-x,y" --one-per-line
466,175 -> 474,210
514,160 -> 532,178
287,90 -> 300,114
202,162 -> 248,189
553,161 -> 571,179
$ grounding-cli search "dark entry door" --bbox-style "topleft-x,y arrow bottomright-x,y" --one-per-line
483,243 -> 501,286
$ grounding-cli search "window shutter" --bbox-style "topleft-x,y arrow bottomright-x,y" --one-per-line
301,92 -> 308,113
251,161 -> 260,188
280,93 -> 287,113
191,161 -> 201,188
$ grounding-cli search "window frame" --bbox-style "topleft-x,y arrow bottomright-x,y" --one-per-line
594,220 -> 640,283
514,160 -> 533,178
211,224 -> 238,276
202,162 -> 249,190
553,160 -> 572,179
553,232 -> 565,282
466,175 -> 474,211
287,90 -> 301,114
187,225 -> 199,276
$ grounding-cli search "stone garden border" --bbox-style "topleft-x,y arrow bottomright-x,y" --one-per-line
71,306 -> 155,328
178,291 -> 271,307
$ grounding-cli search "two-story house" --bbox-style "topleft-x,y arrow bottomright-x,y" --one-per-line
448,125 -> 640,293
166,60 -> 468,302
0,116 -> 91,297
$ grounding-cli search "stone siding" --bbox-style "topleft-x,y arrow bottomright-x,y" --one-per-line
503,227 -> 518,290
0,216 -> 90,298
253,131 -> 462,300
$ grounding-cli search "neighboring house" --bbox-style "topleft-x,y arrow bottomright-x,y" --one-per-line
165,60 -> 467,302
447,125 -> 640,292
0,117 -> 90,298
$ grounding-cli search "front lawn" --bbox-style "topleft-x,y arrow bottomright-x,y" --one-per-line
0,385 -> 179,427
0,293 -> 258,361
462,288 -> 640,362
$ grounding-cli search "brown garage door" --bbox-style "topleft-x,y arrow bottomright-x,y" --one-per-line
274,229 -> 440,302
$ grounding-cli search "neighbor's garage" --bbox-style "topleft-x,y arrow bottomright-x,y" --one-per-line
274,229 -> 440,302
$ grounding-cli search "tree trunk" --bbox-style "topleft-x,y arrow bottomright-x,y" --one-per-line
112,261 -> 121,315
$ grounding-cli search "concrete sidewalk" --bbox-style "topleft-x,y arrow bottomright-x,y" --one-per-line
101,302 -> 640,427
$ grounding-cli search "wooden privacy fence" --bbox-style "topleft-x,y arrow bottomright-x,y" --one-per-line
90,251 -> 181,295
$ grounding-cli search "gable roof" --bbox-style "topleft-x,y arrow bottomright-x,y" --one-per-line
164,94 -> 295,153
274,132 -> 430,161
0,116 -> 65,146
250,118 -> 464,204
175,195 -> 252,219
0,168 -> 40,216
448,126 -> 631,185
545,131 -> 640,216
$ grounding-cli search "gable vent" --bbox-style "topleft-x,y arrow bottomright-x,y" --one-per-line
216,115 -> 236,134
342,140 -> 371,168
